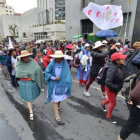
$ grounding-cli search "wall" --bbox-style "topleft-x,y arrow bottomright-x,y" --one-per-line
66,0 -> 82,40
20,8 -> 39,40
132,0 -> 140,43
0,15 -> 21,37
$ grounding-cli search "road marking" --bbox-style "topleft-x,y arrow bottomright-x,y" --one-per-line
72,80 -> 125,99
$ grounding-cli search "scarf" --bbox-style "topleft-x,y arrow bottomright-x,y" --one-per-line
16,58 -> 44,90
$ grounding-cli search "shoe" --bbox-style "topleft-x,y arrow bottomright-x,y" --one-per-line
101,102 -> 107,112
58,107 -> 63,112
106,117 -> 117,124
83,91 -> 91,97
30,113 -> 34,121
102,95 -> 107,100
55,117 -> 65,126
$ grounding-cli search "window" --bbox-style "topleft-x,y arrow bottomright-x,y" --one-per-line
23,33 -> 26,38
81,19 -> 93,38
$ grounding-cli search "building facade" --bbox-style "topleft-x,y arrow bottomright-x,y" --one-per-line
66,0 -> 138,42
0,0 -> 15,15
0,0 -> 66,42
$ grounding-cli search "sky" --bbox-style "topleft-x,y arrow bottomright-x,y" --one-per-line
6,0 -> 37,13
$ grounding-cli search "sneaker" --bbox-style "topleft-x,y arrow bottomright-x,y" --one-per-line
101,102 -> 107,112
106,117 -> 117,124
83,91 -> 91,97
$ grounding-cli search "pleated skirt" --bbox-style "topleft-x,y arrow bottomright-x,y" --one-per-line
19,80 -> 40,102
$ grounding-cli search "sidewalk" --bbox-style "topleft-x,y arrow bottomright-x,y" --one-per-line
0,70 -> 35,140
0,115 -> 20,140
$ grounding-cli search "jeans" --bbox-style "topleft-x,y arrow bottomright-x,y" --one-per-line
102,87 -> 117,118
120,104 -> 140,139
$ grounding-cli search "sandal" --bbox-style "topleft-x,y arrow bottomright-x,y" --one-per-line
30,113 -> 34,121
58,107 -> 63,112
55,117 -> 65,125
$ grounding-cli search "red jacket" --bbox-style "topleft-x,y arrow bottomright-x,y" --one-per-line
47,50 -> 55,59
34,56 -> 50,69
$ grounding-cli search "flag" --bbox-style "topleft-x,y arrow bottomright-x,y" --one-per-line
8,37 -> 14,50
83,2 -> 123,30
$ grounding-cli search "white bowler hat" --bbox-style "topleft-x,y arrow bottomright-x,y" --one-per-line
93,41 -> 105,50
50,50 -> 66,58
19,50 -> 33,58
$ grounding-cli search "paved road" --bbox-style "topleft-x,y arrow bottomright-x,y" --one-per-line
0,68 -> 140,140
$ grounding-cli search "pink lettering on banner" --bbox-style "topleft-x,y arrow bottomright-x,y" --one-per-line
116,18 -> 120,23
88,9 -> 93,16
114,12 -> 117,16
106,6 -> 110,10
111,18 -> 115,22
96,11 -> 101,17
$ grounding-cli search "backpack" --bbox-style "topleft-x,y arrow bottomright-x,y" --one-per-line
73,51 -> 84,68
121,70 -> 140,100
96,64 -> 109,85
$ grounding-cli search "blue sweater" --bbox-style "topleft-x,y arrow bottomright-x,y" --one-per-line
45,59 -> 72,104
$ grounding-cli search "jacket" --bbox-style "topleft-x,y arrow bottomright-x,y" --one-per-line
45,59 -> 72,104
47,50 -> 55,59
105,62 -> 125,93
90,50 -> 108,78
130,81 -> 140,106
34,56 -> 50,69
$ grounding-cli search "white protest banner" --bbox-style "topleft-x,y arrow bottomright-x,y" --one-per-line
83,2 -> 123,30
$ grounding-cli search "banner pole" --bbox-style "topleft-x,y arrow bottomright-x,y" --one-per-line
123,3 -> 130,45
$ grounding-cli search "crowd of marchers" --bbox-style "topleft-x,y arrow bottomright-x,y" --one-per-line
0,38 -> 140,140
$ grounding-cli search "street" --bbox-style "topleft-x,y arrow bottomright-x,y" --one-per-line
0,68 -> 139,140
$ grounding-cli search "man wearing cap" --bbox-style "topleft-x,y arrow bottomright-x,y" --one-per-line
101,52 -> 127,124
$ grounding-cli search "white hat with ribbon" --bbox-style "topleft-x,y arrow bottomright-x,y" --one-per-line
50,50 -> 66,58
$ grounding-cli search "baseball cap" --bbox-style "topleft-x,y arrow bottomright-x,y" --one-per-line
111,52 -> 127,61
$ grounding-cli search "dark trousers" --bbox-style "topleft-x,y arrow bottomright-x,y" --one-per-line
120,104 -> 140,139
10,75 -> 18,88
85,76 -> 105,92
